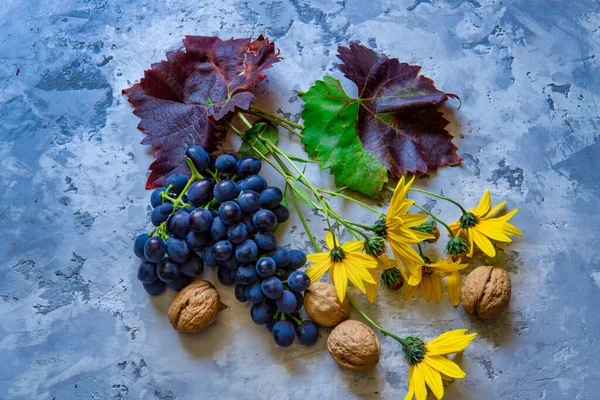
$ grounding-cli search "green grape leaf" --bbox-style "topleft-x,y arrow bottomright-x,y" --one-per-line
238,120 -> 279,157
301,76 -> 389,197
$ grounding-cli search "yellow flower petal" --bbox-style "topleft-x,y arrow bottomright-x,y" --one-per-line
377,255 -> 397,271
419,361 -> 444,399
389,175 -> 408,217
306,252 -> 329,262
503,221 -> 523,236
430,274 -> 442,303
471,228 -> 496,257
345,255 -> 377,284
325,231 -> 336,249
473,190 -> 491,216
399,213 -> 430,228
447,270 -> 462,307
404,283 -> 418,301
497,207 -> 518,222
413,363 -> 427,400
421,276 -> 432,302
343,261 -> 368,293
467,230 -> 475,257
426,330 -> 478,356
304,259 -> 331,283
476,219 -> 512,242
485,200 -> 506,217
365,268 -> 379,303
404,366 -> 416,400
425,355 -> 466,378
331,264 -> 348,302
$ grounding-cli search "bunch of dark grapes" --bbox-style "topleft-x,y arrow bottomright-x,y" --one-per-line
133,147 -> 318,347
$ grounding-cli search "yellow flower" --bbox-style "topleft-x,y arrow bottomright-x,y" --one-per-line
449,190 -> 522,257
404,257 -> 468,304
404,329 -> 477,400
364,254 -> 398,303
305,232 -> 378,302
385,176 -> 434,284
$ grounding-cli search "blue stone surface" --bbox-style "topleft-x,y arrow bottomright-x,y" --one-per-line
1,0 -> 599,398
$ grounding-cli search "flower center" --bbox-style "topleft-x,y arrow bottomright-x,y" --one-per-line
421,266 -> 433,277
459,212 -> 479,229
372,217 -> 387,237
363,235 -> 385,257
329,247 -> 346,262
445,236 -> 469,256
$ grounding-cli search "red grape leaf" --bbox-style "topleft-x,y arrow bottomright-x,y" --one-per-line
336,43 -> 461,176
122,35 -> 280,189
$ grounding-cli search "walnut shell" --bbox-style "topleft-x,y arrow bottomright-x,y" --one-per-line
460,266 -> 511,319
168,280 -> 221,333
327,320 -> 380,371
303,282 -> 350,327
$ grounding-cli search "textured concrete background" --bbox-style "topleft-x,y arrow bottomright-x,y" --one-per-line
1,0 -> 599,399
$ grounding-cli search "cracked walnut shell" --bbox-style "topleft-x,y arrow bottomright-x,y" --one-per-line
303,282 -> 350,327
168,280 -> 221,333
327,320 -> 380,371
460,266 -> 511,319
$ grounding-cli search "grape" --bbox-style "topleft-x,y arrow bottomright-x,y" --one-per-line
201,246 -> 217,268
260,186 -> 283,209
271,204 -> 290,223
288,271 -> 311,292
137,261 -> 158,284
185,146 -> 211,172
186,231 -> 210,253
210,216 -> 228,241
255,232 -> 277,251
217,265 -> 235,286
181,205 -> 196,214
252,209 -> 277,232
166,173 -> 188,194
157,258 -> 179,282
276,290 -> 297,313
293,291 -> 304,311
166,237 -> 190,263
215,154 -> 238,173
237,190 -> 261,214
265,318 -> 276,332
288,249 -> 307,270
166,210 -> 190,237
236,264 -> 256,285
227,223 -> 248,244
251,303 -> 272,325
236,156 -> 262,178
219,255 -> 239,270
143,279 -> 166,296
241,213 -> 257,234
213,180 -> 240,202
234,284 -> 248,302
144,237 -> 166,262
239,174 -> 267,192
245,282 -> 264,304
189,208 -> 213,233
268,247 -> 290,269
261,276 -> 283,299
134,233 -> 150,259
255,257 -> 276,278
180,252 -> 204,276
212,240 -> 234,261
218,201 -> 241,225
296,321 -> 318,345
151,203 -> 173,226
186,179 -> 214,206
235,239 -> 258,264
150,187 -> 167,208
167,273 -> 190,291
272,321 -> 295,347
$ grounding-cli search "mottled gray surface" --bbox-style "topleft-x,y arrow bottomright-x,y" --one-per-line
1,0 -> 599,399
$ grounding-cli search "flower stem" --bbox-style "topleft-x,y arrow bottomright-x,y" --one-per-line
246,110 -> 304,138
318,189 -> 384,216
289,184 -> 320,252
348,295 -> 407,346
407,187 -> 468,214
250,106 -> 304,130
411,203 -> 455,238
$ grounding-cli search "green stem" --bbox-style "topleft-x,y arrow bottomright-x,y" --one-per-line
246,110 -> 303,138
289,184 -> 320,252
238,112 -> 253,129
343,220 -> 376,231
412,203 -> 455,238
250,106 -> 304,130
347,296 -> 408,347
407,187 -> 468,214
318,189 -> 384,216
286,313 -> 302,325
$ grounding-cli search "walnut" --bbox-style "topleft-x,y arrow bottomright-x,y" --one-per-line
327,320 -> 380,371
303,282 -> 350,327
460,266 -> 511,319
168,280 -> 221,333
